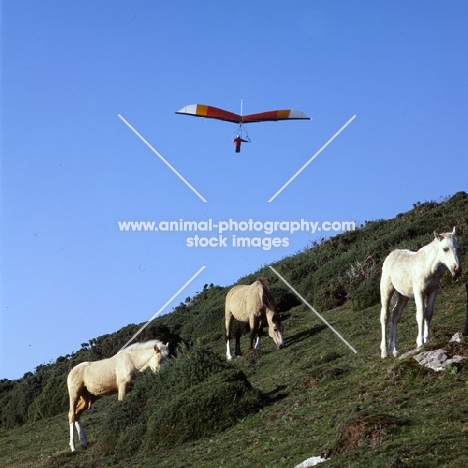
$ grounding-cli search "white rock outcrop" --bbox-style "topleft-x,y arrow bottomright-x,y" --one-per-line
413,349 -> 466,372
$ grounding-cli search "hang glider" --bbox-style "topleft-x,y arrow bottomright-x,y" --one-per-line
176,104 -> 310,124
176,103 -> 311,153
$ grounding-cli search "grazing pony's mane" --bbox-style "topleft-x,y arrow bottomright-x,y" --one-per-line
256,277 -> 278,313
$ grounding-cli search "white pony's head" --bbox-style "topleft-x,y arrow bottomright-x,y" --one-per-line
434,227 -> 461,278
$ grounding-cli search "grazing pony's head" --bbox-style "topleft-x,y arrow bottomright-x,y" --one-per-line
258,277 -> 285,350
268,312 -> 285,350
434,227 -> 461,278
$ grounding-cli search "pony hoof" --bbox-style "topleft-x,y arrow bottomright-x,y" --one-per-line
81,445 -> 88,450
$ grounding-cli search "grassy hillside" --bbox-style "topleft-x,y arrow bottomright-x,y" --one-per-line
1,191 -> 468,467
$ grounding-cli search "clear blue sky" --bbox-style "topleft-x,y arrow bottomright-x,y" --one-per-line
1,1 -> 467,379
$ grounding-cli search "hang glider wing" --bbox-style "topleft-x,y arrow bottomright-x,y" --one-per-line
176,105 -> 311,124
176,104 -> 242,124
242,110 -> 311,123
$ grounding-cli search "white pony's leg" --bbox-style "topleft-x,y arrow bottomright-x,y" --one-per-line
423,289 -> 438,344
254,336 -> 261,350
414,291 -> 425,348
75,420 -> 88,449
380,305 -> 389,358
389,294 -> 408,357
380,278 -> 394,358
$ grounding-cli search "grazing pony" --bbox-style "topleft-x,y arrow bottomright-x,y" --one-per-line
380,228 -> 461,358
67,339 -> 169,451
225,278 -> 284,360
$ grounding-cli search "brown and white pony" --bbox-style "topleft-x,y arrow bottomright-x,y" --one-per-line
225,278 -> 284,360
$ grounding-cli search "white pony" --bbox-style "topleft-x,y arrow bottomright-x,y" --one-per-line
380,228 -> 461,358
225,278 -> 284,360
67,339 -> 169,451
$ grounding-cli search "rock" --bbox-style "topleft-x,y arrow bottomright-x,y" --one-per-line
413,350 -> 448,371
413,349 -> 466,372
450,332 -> 463,343
295,455 -> 327,467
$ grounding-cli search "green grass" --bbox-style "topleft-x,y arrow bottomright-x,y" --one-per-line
2,192 -> 468,467
2,281 -> 468,467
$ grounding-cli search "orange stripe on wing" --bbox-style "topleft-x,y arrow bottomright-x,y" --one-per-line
197,104 -> 209,117
277,110 -> 290,119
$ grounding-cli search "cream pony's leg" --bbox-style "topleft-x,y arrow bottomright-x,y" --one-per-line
254,336 -> 261,350
69,423 -> 76,452
226,337 -> 233,360
75,420 -> 88,449
225,310 -> 234,360
68,390 -> 82,452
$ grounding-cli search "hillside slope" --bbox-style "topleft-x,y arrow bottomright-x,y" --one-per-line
1,191 -> 468,467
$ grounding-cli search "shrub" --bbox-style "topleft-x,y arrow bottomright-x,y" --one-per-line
144,367 -> 261,449
27,363 -> 68,421
270,285 -> 301,312
94,347 -> 262,458
349,276 -> 381,312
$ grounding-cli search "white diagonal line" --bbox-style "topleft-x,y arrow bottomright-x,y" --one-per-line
118,114 -> 207,202
119,265 -> 207,352
269,265 -> 357,353
268,115 -> 356,202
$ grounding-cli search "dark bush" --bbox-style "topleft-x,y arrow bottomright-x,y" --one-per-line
27,362 -> 68,421
94,347 -> 262,458
349,276 -> 381,312
144,367 -> 261,449
270,285 -> 301,312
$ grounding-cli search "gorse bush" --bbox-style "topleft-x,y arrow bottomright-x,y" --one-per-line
0,365 -> 55,427
144,367 -> 261,449
93,347 -> 263,458
27,362 -> 68,421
